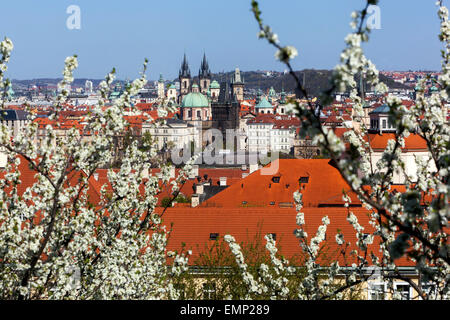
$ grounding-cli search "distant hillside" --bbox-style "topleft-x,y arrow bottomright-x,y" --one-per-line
211,69 -> 410,97
13,69 -> 409,96
12,78 -> 112,88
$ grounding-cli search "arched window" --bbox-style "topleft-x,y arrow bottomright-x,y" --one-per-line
197,110 -> 201,119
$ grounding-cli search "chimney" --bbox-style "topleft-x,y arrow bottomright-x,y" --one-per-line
169,165 -> 175,179
219,177 -> 227,186
195,183 -> 204,195
189,165 -> 199,179
93,172 -> 99,181
191,194 -> 199,207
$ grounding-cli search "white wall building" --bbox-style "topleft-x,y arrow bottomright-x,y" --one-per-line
246,115 -> 298,154
368,104 -> 436,183
142,118 -> 200,151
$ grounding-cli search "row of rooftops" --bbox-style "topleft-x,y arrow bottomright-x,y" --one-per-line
3,154 -> 433,266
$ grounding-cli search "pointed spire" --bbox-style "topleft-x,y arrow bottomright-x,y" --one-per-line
179,53 -> 191,78
232,67 -> 242,84
199,52 -> 211,79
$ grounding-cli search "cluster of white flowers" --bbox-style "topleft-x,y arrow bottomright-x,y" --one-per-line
239,0 -> 450,300
0,37 -> 13,105
274,46 -> 298,63
0,45 -> 193,299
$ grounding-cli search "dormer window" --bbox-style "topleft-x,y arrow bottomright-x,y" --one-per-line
299,176 -> 309,184
272,176 -> 280,183
209,233 -> 219,240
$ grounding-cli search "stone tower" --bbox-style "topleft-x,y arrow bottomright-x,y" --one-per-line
179,53 -> 191,103
198,53 -> 211,95
157,73 -> 165,100
231,67 -> 245,101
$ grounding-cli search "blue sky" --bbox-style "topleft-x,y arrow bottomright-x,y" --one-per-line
0,0 -> 443,80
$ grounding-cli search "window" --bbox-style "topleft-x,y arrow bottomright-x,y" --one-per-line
197,110 -> 201,119
203,282 -> 216,300
382,119 -> 387,129
394,283 -> 411,300
209,233 -> 219,240
368,283 -> 386,300
299,176 -> 309,184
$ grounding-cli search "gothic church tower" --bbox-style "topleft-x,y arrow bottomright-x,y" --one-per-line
179,53 -> 191,104
198,53 -> 211,95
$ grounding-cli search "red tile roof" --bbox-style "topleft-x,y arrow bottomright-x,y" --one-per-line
200,159 -> 360,208
367,133 -> 428,151
156,206 -> 413,266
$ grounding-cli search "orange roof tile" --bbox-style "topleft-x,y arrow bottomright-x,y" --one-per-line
367,133 -> 428,151
200,159 -> 360,208
156,206 -> 413,266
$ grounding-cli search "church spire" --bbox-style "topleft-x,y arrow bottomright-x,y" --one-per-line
179,53 -> 191,78
199,52 -> 211,79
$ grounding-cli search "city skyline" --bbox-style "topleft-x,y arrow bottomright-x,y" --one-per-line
0,0 -> 443,80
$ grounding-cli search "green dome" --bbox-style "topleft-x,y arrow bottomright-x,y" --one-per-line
192,84 -> 199,88
255,97 -> 273,109
209,80 -> 220,89
169,84 -> 176,89
181,92 -> 209,108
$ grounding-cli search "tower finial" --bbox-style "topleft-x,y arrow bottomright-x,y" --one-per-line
179,52 -> 191,78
